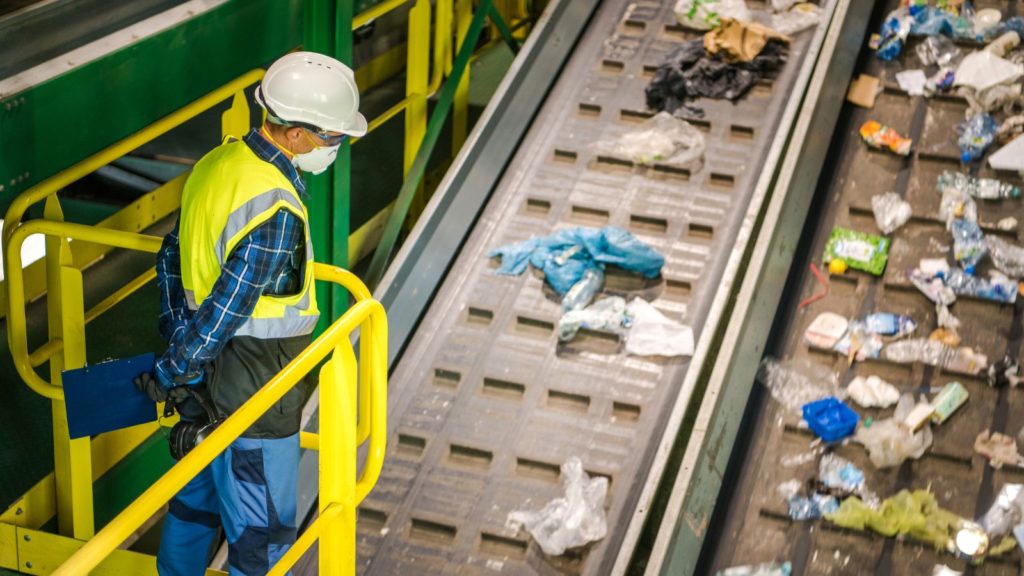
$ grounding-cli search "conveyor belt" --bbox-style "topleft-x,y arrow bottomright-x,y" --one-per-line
702,1 -> 1024,575
354,0 -> 837,574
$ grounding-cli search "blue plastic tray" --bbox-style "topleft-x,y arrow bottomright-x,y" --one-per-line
801,396 -> 859,442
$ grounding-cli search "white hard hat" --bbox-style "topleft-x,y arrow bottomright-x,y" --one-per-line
256,51 -> 368,137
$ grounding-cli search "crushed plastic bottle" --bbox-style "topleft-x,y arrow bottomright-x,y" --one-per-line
876,9 -> 914,61
916,34 -> 961,67
716,562 -> 793,576
561,267 -> 604,311
937,170 -> 1021,200
937,178 -> 978,230
957,113 -> 999,163
986,235 -> 1024,278
944,268 -> 1017,304
883,338 -> 988,374
788,492 -> 839,520
833,321 -> 884,361
909,269 -> 957,305
951,218 -> 986,273
864,312 -> 916,337
757,357 -> 842,413
818,453 -> 865,494
871,192 -> 912,234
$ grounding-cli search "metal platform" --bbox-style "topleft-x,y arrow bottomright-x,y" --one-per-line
352,0 -> 840,573
699,1 -> 1024,574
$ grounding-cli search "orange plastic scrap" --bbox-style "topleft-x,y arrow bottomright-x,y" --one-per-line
703,18 -> 791,63
859,120 -> 912,156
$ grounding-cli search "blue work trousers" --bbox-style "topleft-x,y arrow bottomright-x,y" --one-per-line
156,433 -> 299,576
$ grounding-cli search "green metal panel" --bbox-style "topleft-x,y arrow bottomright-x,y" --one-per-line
304,0 -> 352,332
0,0 -> 302,206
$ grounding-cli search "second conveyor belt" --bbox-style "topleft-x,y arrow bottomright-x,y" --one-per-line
344,0 -> 842,573
700,0 -> 1024,575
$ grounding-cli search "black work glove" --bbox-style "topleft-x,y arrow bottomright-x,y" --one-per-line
134,372 -> 168,403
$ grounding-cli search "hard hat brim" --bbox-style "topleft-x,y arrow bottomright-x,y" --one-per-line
338,112 -> 368,138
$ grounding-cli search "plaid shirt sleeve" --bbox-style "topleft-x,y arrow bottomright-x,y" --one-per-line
155,209 -> 305,384
156,219 -> 190,343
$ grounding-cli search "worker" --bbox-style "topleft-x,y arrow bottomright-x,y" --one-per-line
133,51 -> 366,575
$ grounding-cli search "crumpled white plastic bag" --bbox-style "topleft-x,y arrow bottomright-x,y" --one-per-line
593,112 -> 705,170
558,296 -> 631,341
506,457 -> 608,556
625,297 -> 695,357
854,394 -> 933,468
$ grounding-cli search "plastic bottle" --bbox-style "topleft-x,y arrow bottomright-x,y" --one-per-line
938,171 -> 1021,200
883,338 -> 956,367
958,113 -> 999,163
864,312 -> 916,336
561,267 -> 604,311
987,236 -> 1024,278
951,219 -> 987,273
944,268 -> 1017,303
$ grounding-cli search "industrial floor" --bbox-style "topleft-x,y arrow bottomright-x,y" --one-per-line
701,1 -> 1024,574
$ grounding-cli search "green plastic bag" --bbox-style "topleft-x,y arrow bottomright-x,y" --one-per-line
822,227 -> 891,276
827,490 -> 963,549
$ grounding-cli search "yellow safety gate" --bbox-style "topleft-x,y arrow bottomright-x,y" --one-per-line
6,219 -> 387,575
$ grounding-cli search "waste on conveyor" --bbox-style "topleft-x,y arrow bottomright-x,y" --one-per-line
487,0 -> 828,557
726,0 -> 1024,571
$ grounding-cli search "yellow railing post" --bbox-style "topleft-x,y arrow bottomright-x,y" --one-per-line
42,197 -> 94,539
318,346 -> 358,576
404,0 -> 431,226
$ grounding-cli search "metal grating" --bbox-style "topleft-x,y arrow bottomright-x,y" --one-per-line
704,0 -> 1024,574
361,0 -> 835,573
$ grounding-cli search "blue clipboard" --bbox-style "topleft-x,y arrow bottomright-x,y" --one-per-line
62,353 -> 158,439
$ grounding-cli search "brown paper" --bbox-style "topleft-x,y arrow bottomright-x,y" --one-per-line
703,17 -> 791,63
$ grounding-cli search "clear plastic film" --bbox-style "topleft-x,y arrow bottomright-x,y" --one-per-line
871,192 -> 913,234
506,457 -> 608,556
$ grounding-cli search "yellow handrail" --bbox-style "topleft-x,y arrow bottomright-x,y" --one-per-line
5,221 -> 163,399
52,262 -> 387,575
0,69 -> 265,249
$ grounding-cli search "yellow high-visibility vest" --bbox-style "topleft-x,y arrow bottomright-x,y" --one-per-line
179,139 -> 318,339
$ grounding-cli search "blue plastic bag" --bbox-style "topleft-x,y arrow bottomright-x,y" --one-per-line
910,7 -> 956,36
489,226 -> 665,296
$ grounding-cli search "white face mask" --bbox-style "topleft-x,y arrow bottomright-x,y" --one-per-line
292,143 -> 341,175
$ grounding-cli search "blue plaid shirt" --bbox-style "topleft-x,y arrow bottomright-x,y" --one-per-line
155,128 -> 308,385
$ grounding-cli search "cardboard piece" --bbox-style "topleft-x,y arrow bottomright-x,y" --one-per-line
62,353 -> 157,439
847,74 -> 880,108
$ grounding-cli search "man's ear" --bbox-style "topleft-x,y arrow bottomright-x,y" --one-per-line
286,127 -> 304,142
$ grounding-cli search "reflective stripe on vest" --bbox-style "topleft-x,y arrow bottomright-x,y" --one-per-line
179,139 -> 319,339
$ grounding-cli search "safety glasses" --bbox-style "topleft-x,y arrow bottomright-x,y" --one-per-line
306,129 -> 347,147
